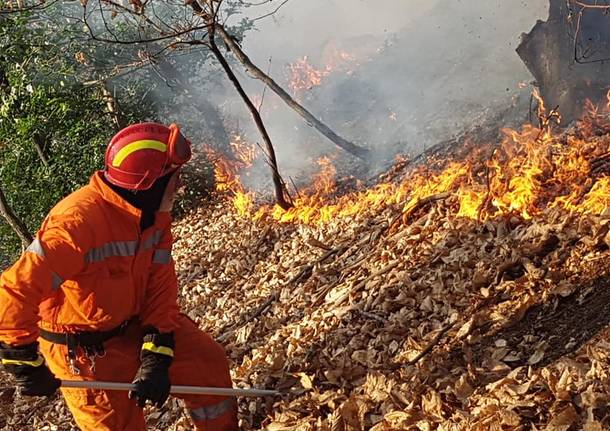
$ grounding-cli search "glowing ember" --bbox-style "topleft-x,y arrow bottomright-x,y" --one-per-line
205,91 -> 610,227
287,56 -> 325,94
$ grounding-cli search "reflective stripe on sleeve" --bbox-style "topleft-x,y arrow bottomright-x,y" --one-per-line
152,249 -> 171,264
26,239 -> 45,257
1,355 -> 44,367
141,342 -> 174,357
84,231 -> 162,263
26,239 -> 64,290
142,230 -> 163,251
188,398 -> 236,422
85,240 -> 138,263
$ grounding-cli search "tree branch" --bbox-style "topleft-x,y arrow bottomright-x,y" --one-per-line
194,1 -> 292,209
0,181 -> 33,247
215,24 -> 371,160
571,0 -> 610,9
0,0 -> 60,15
32,132 -> 50,169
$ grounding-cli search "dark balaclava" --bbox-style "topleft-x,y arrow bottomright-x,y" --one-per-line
103,171 -> 174,231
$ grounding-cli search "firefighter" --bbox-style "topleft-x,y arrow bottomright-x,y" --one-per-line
0,123 -> 238,430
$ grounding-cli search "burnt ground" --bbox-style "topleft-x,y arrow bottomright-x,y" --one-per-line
439,272 -> 610,395
494,275 -> 610,369
473,275 -> 610,368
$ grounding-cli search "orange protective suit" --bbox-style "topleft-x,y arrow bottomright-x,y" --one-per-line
0,172 -> 237,430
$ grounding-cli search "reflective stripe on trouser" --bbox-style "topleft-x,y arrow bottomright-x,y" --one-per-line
39,314 -> 238,431
188,397 -> 238,430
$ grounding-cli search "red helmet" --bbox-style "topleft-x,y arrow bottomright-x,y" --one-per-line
104,122 -> 192,191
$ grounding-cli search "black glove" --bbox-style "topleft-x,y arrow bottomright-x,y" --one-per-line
129,330 -> 174,408
0,342 -> 61,397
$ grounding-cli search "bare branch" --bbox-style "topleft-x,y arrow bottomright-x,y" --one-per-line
0,0 -> 60,15
192,0 -> 292,209
571,0 -> 610,9
81,2 -> 208,46
251,0 -> 291,22
0,181 -> 33,247
208,38 -> 292,209
216,23 -> 370,160
569,0 -> 610,64
257,56 -> 272,112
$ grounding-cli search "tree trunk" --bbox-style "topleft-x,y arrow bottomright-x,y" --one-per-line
215,24 -> 371,161
0,182 -> 33,247
32,132 -> 50,169
208,35 -> 292,210
0,60 -> 7,91
517,1 -> 610,124
102,82 -> 126,131
0,62 -> 31,248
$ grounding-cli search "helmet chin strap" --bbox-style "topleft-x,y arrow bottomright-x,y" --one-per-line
103,172 -> 174,230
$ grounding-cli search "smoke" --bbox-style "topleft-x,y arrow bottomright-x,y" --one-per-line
82,0 -> 550,192
44,0 -> 552,192
207,0 -> 550,185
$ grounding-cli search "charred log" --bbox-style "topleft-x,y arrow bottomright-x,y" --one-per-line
517,1 -> 610,123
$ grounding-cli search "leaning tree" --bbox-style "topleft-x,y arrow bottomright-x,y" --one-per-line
72,0 -> 373,208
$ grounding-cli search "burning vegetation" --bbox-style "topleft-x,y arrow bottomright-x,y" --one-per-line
163,93 -> 610,430
10,93 -> 610,430
206,90 -> 610,227
5,2 -> 610,430
286,47 -> 358,98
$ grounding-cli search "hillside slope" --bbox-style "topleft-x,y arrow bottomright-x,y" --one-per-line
169,103 -> 610,430
3,104 -> 610,430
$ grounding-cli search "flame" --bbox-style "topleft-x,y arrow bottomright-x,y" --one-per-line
456,189 -> 486,219
287,56 -> 326,94
206,94 -> 610,226
233,191 -> 255,215
229,135 -> 257,167
306,156 -> 337,197
203,135 -> 258,215
287,48 -> 357,97
579,177 -> 610,214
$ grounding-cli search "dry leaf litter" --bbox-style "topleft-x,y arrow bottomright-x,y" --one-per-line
3,104 -> 610,430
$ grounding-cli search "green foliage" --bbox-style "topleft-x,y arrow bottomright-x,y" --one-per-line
0,14 -> 149,264
0,1 -> 258,266
0,89 -> 109,260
